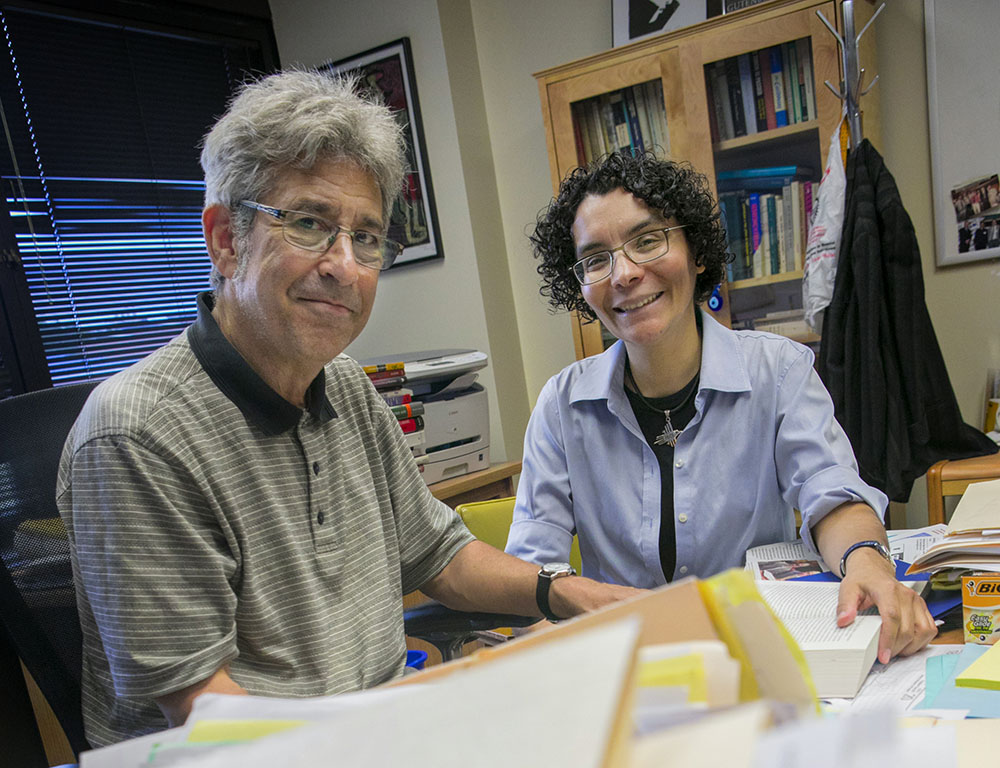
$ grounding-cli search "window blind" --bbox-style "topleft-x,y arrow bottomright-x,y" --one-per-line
0,5 -> 268,387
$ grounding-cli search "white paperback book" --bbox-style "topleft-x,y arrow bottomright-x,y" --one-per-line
756,581 -> 881,699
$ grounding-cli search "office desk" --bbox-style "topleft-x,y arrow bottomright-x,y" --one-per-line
427,460 -> 521,509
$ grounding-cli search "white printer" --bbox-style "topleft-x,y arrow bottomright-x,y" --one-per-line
359,349 -> 490,485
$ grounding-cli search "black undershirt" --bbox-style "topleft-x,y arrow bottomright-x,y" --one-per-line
625,370 -> 700,582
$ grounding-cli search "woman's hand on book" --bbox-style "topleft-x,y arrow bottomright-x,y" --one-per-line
835,549 -> 937,664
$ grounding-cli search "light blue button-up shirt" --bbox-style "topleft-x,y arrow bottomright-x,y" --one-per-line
506,310 -> 887,588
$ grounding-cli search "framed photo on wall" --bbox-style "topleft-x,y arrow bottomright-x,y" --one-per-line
925,0 -> 1000,266
612,1 -> 705,47
322,38 -> 443,268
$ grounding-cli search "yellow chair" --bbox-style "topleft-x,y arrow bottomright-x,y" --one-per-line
456,496 -> 582,575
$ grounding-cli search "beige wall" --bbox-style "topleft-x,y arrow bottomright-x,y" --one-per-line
268,0 -> 525,461
269,0 -> 999,520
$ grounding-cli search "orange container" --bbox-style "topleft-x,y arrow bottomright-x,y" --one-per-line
962,572 -> 1000,645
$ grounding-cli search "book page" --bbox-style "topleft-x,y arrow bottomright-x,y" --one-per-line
756,582 -> 880,650
756,581 -> 854,618
948,478 -> 1000,535
779,616 -> 880,648
744,539 -> 827,580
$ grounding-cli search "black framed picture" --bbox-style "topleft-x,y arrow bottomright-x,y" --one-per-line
322,38 -> 443,268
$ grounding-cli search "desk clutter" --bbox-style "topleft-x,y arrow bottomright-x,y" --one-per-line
80,566 -> 998,768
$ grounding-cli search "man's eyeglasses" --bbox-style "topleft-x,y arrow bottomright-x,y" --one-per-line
572,225 -> 687,285
240,201 -> 404,271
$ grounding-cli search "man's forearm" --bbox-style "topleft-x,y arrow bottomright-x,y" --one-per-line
421,540 -> 641,619
154,665 -> 248,727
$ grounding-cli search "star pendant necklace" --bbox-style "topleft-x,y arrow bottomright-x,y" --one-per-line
624,357 -> 696,448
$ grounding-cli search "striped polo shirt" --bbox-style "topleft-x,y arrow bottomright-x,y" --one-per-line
57,292 -> 473,746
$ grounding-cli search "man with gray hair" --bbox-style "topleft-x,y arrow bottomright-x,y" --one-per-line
58,70 -> 638,747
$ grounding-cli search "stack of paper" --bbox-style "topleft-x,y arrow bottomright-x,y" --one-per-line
955,641 -> 1000,691
907,479 -> 1000,576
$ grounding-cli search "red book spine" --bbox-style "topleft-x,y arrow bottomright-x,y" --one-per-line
397,416 -> 425,434
759,49 -> 776,130
367,368 -> 406,382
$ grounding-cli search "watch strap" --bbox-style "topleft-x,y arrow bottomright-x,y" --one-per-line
839,540 -> 892,578
536,563 -> 575,622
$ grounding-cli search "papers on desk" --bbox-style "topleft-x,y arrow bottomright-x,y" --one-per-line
906,480 -> 1000,576
744,527 -> 946,585
916,643 -> 1000,717
80,569 -> 994,768
823,645 -> 964,713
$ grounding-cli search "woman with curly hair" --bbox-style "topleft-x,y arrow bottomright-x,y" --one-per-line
506,151 -> 934,663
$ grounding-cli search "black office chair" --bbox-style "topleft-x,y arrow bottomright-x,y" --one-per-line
0,382 -> 99,764
403,602 -> 540,662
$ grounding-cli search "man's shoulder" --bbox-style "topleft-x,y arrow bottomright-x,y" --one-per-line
71,333 -> 207,447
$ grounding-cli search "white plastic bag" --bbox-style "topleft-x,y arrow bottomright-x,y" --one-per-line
802,114 -> 847,334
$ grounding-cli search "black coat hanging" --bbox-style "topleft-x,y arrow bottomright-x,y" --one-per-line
817,139 -> 997,502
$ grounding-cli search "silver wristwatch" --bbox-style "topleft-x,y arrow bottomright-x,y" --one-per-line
536,561 -> 576,622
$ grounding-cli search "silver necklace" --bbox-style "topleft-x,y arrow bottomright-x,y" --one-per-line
624,358 -> 696,448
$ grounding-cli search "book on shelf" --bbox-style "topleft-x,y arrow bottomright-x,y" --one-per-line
397,415 -> 425,434
765,194 -> 780,275
767,46 -> 789,128
634,87 -> 652,155
783,41 -> 801,124
795,38 -> 813,122
390,401 -> 424,420
758,49 -> 777,130
572,82 -> 668,162
608,92 -> 631,151
757,580 -> 881,699
723,57 -> 746,138
905,479 -> 1000,575
789,181 -> 804,271
623,88 -> 645,153
736,53 -> 757,137
362,361 -> 405,375
572,106 -> 588,165
711,61 -> 735,141
372,374 -> 407,390
717,176 -> 813,282
749,51 -> 767,133
366,367 -> 407,382
379,388 -> 412,407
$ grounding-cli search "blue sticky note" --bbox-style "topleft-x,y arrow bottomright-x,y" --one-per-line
918,654 -> 960,707
918,644 -> 1000,717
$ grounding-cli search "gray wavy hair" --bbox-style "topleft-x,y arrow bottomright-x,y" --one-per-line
200,69 -> 407,286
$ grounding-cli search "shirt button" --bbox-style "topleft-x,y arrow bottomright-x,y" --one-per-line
675,459 -> 684,468
679,565 -> 689,575
313,461 -> 321,475
317,511 -> 325,525
678,513 -> 688,523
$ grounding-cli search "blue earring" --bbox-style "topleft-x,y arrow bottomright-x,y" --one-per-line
707,284 -> 724,312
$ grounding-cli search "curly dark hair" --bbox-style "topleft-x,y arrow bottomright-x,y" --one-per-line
530,151 -> 731,321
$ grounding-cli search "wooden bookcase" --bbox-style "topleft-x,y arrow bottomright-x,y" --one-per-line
534,0 -> 879,360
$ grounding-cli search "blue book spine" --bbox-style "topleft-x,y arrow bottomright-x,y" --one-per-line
769,47 -> 789,128
717,165 -> 805,180
623,88 -> 645,154
766,194 -> 780,275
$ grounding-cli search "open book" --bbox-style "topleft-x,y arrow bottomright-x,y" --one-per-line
757,581 -> 880,699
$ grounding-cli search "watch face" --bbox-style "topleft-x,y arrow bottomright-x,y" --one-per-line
543,562 -> 573,576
